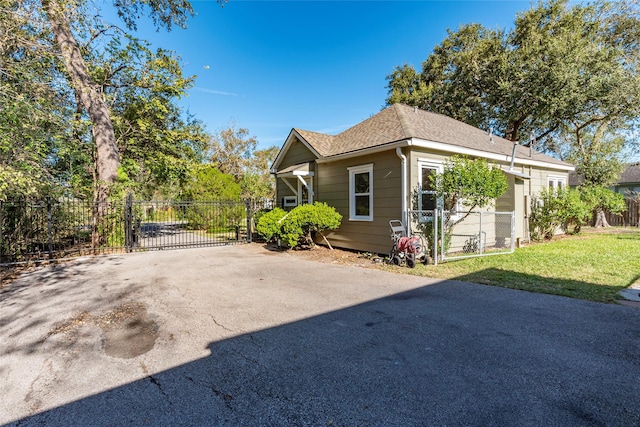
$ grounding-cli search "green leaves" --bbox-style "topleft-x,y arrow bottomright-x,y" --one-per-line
181,165 -> 241,201
579,185 -> 626,215
207,125 -> 279,200
530,186 -> 626,240
256,203 -> 343,248
433,156 -> 508,212
386,0 -> 640,185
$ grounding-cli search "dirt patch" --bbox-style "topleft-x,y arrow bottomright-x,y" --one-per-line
47,302 -> 158,359
267,243 -> 386,267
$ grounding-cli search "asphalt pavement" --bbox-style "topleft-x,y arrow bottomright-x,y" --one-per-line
1,244 -> 639,426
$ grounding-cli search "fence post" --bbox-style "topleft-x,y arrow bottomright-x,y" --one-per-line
246,199 -> 252,243
478,211 -> 483,256
0,200 -> 3,263
46,197 -> 54,260
510,211 -> 516,252
434,209 -> 439,266
125,193 -> 133,253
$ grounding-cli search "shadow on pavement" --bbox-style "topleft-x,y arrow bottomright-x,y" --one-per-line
5,277 -> 640,426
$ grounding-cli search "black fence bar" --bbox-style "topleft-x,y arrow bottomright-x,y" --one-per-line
0,195 -> 274,265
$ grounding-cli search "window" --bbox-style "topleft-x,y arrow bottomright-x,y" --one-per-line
348,164 -> 373,221
548,176 -> 566,191
418,160 -> 461,221
283,196 -> 297,207
419,163 -> 440,211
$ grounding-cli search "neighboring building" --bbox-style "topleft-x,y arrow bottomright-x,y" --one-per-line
613,163 -> 640,195
569,163 -> 640,195
271,104 -> 574,254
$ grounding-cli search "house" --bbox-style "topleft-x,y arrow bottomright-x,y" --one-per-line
612,163 -> 640,195
569,163 -> 640,195
271,104 -> 574,254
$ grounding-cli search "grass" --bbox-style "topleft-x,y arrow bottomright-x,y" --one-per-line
392,227 -> 640,304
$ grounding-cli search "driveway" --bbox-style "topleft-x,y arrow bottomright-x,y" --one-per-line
1,244 -> 639,426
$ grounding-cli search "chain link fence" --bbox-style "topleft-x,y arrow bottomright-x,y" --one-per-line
408,209 -> 515,264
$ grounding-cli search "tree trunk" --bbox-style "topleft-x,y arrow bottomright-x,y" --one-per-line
42,0 -> 119,190
43,0 -> 120,246
593,208 -> 610,228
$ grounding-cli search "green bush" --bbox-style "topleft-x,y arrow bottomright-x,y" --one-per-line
530,189 -> 562,240
255,207 -> 287,242
255,202 -> 342,248
530,188 -> 592,240
557,189 -> 591,234
253,208 -> 271,226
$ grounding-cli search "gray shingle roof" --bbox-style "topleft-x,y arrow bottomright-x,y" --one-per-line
569,163 -> 640,187
619,163 -> 640,184
295,103 -> 571,167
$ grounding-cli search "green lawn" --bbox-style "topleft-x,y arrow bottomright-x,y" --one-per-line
396,228 -> 640,303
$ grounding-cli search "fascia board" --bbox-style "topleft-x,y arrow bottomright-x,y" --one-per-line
410,138 -> 575,172
271,129 -> 322,172
276,170 -> 315,177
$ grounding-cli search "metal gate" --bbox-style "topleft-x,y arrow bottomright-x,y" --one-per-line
0,195 -> 268,265
408,209 -> 515,264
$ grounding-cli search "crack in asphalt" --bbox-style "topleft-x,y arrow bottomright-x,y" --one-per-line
210,386 -> 234,410
23,357 -> 56,416
185,375 -> 234,411
148,375 -> 171,405
209,315 -> 234,332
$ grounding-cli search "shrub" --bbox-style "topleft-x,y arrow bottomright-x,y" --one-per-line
255,207 -> 287,243
255,202 -> 342,248
557,189 -> 591,234
530,188 -> 591,240
530,189 -> 563,240
283,202 -> 342,247
253,208 -> 271,226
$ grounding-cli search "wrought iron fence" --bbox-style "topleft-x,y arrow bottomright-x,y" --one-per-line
0,195 -> 270,265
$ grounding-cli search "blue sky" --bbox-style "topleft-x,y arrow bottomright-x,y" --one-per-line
116,1 -> 533,150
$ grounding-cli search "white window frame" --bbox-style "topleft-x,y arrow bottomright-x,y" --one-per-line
297,176 -> 313,205
283,196 -> 297,207
418,159 -> 462,220
548,176 -> 566,191
348,164 -> 373,221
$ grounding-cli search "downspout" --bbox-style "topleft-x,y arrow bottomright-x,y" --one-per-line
509,142 -> 518,171
396,147 -> 407,234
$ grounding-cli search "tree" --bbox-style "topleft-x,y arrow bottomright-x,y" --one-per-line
40,0 -> 225,206
42,0 -> 121,204
388,24 -> 507,134
240,146 -> 279,200
579,185 -> 627,228
412,156 -> 507,254
98,35 -> 210,199
432,156 -> 508,226
0,0 -> 71,200
386,0 -> 640,178
2,1 -> 219,198
208,125 -> 258,181
207,124 -> 278,200
181,165 -> 240,201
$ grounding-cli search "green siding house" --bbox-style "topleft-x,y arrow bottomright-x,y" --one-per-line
271,104 -> 574,254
